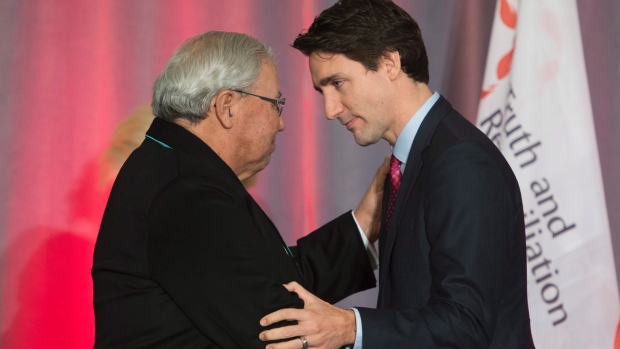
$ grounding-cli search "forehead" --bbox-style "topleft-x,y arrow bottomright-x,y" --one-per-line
308,53 -> 367,85
255,60 -> 280,91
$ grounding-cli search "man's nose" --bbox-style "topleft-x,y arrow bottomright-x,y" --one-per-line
278,115 -> 285,131
323,93 -> 343,120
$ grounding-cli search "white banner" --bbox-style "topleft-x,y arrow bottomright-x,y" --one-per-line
476,0 -> 620,348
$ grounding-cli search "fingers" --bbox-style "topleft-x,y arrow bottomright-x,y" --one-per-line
261,283 -> 324,327
370,157 -> 390,189
261,308 -> 307,327
381,156 -> 390,171
282,281 -> 301,292
376,156 -> 390,176
264,337 -> 308,349
259,324 -> 302,342
283,281 -> 315,303
259,321 -> 317,343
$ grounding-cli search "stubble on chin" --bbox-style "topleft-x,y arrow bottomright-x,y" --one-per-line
352,129 -> 382,147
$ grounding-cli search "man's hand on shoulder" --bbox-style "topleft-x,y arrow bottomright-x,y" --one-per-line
259,282 -> 356,349
354,157 -> 390,243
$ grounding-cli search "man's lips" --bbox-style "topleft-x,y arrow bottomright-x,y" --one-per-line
343,118 -> 356,130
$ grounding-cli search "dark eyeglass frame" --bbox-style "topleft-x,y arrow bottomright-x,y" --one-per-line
232,90 -> 285,116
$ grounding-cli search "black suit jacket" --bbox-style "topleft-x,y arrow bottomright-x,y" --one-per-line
357,96 -> 535,348
92,118 -> 375,348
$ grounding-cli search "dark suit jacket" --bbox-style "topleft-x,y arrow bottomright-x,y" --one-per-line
92,118 -> 375,348
357,96 -> 535,348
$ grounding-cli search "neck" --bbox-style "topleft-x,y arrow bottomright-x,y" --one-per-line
384,81 -> 433,145
174,117 -> 248,179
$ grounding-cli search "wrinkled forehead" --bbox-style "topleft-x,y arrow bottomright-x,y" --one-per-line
254,60 -> 281,93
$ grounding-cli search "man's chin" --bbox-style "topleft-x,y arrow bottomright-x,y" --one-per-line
259,155 -> 272,171
244,155 -> 271,179
352,133 -> 380,147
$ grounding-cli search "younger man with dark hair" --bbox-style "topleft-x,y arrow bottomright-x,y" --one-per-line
260,1 -> 535,348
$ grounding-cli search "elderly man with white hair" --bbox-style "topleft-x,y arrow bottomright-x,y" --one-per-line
92,31 -> 386,348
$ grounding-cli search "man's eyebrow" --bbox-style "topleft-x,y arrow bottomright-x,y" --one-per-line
313,74 -> 342,94
318,74 -> 341,87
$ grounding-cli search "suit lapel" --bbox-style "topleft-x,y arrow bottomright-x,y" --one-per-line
378,96 -> 453,296
379,144 -> 423,291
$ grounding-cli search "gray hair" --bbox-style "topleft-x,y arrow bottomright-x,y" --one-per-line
151,31 -> 274,123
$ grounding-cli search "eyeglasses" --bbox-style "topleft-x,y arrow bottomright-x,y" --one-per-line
232,90 -> 286,116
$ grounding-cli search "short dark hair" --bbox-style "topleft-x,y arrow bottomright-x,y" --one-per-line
292,0 -> 429,84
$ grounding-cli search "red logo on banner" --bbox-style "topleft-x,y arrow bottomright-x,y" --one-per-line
481,0 -> 517,99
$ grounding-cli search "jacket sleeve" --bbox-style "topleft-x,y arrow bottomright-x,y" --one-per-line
147,178 -> 303,349
293,212 -> 377,304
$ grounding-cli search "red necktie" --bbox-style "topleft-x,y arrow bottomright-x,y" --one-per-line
385,154 -> 402,232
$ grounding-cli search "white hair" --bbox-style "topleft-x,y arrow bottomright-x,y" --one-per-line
151,31 -> 274,123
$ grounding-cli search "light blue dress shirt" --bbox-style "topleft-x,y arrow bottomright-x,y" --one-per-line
350,92 -> 440,349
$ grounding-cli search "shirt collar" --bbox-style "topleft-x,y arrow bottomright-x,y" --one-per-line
392,92 -> 440,164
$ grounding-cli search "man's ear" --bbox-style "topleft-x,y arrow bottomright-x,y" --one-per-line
213,90 -> 235,129
382,51 -> 402,81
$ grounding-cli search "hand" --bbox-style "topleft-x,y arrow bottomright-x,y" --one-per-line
354,157 -> 390,243
259,282 -> 356,349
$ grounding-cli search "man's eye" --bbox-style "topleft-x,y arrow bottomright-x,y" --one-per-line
333,80 -> 343,88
